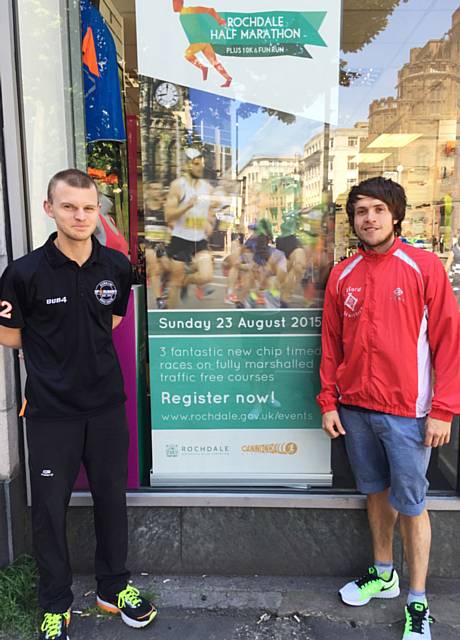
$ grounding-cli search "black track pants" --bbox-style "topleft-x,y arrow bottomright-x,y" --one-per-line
26,405 -> 130,612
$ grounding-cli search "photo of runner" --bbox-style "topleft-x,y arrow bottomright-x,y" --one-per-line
140,77 -> 328,311
164,147 -> 216,308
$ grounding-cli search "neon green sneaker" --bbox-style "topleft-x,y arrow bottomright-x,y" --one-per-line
339,565 -> 400,606
403,602 -> 434,638
39,611 -> 70,639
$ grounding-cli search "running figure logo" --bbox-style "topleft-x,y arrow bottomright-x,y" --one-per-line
173,0 -> 232,87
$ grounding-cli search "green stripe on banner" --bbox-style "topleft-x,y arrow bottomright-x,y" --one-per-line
180,11 -> 327,58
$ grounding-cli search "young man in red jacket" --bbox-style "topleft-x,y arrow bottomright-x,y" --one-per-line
317,177 -> 460,640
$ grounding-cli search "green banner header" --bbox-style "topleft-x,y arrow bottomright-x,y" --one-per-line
180,11 -> 327,58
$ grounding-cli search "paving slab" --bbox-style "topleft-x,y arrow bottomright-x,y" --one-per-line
3,574 -> 460,639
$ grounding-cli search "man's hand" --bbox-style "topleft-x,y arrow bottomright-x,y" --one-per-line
424,416 -> 451,448
322,410 -> 346,439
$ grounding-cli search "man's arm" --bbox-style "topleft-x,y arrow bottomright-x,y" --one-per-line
0,326 -> 21,349
424,256 -> 460,444
317,270 -> 344,437
112,315 -> 123,330
444,249 -> 454,273
165,180 -> 196,224
0,265 -> 25,348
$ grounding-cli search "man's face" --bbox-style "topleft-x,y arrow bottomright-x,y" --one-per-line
188,157 -> 204,179
353,196 -> 396,252
44,181 -> 99,242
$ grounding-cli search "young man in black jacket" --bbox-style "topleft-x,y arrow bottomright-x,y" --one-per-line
0,169 -> 157,640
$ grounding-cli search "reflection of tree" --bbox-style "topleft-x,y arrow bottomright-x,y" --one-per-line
189,93 -> 296,128
341,0 -> 409,53
340,1 -> 409,86
339,60 -> 361,87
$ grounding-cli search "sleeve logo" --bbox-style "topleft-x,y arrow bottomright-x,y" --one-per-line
0,300 -> 12,319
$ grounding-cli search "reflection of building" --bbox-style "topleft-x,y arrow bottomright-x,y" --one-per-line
302,124 -> 368,209
301,124 -> 368,258
238,155 -> 300,231
359,8 -> 460,245
139,79 -> 191,184
203,141 -> 232,182
140,81 -> 232,186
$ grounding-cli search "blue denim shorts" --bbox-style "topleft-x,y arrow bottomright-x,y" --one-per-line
339,406 -> 432,516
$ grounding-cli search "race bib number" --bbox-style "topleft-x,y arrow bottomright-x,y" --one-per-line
0,300 -> 13,319
185,216 -> 206,230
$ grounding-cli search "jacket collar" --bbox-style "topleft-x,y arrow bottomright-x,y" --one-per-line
358,236 -> 402,260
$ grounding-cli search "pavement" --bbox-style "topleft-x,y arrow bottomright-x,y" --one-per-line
17,574 -> 460,639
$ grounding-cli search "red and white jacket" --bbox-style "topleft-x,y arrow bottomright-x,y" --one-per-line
317,238 -> 460,421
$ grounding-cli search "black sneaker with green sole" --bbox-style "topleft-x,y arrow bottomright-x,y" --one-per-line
97,584 -> 157,628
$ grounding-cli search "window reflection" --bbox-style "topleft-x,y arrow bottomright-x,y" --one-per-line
70,0 -> 460,492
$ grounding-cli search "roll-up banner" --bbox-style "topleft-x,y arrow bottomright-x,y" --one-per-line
137,0 -> 339,486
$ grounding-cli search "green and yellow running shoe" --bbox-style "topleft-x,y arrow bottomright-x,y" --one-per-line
339,565 -> 400,606
403,602 -> 434,639
39,611 -> 70,640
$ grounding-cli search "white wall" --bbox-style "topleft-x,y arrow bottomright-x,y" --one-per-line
0,156 -> 19,479
16,0 -> 75,248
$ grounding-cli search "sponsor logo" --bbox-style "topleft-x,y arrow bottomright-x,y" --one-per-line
40,469 -> 54,478
393,287 -> 404,300
165,444 -> 230,457
241,442 -> 298,455
46,296 -> 67,305
344,292 -> 358,312
0,300 -> 12,319
94,280 -> 117,305
166,444 -> 179,458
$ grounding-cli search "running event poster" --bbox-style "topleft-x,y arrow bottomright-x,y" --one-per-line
137,0 -> 340,485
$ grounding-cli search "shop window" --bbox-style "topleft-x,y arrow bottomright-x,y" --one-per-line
16,0 -> 460,495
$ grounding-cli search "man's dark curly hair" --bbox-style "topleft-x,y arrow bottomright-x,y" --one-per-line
346,176 -> 407,236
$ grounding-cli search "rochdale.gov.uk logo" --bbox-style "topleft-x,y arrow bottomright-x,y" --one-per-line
94,280 -> 118,305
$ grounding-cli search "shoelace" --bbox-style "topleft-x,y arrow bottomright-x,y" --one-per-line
118,585 -> 142,609
41,613 -> 65,639
405,604 -> 435,634
356,567 -> 381,588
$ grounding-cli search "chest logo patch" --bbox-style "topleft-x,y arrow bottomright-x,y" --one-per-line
94,280 -> 117,305
344,292 -> 358,312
